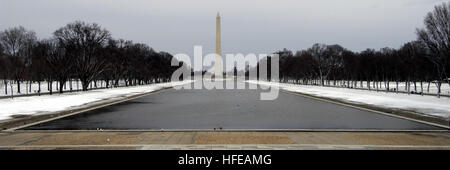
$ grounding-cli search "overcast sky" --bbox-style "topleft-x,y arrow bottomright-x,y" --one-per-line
0,0 -> 446,58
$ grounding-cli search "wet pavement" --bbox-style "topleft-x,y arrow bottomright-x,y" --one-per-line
24,81 -> 443,130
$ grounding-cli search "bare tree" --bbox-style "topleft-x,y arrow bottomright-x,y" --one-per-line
0,26 -> 37,93
308,44 -> 344,86
0,26 -> 36,57
30,41 -> 50,95
0,53 -> 7,95
416,2 -> 450,97
54,21 -> 111,91
36,39 -> 74,94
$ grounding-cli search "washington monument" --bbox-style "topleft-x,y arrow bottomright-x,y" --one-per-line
215,12 -> 223,77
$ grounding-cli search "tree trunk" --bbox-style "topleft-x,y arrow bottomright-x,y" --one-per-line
25,81 -> 28,95
69,79 -> 73,92
396,81 -> 399,94
320,75 -> 324,86
407,81 -> 410,95
82,82 -> 89,91
420,81 -> 423,96
376,81 -> 379,92
387,81 -> 390,91
38,81 -> 41,96
437,81 -> 441,98
17,80 -> 20,94
81,79 -> 90,91
105,80 -> 109,88
4,80 -> 7,95
49,81 -> 53,95
10,83 -> 13,98
59,80 -> 66,94
404,81 -> 407,91
414,81 -> 417,92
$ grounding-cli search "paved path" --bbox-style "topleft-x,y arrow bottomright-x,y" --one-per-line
23,81 -> 443,130
0,131 -> 449,150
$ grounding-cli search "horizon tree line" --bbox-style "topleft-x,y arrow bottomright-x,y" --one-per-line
0,21 -> 184,95
253,2 -> 450,97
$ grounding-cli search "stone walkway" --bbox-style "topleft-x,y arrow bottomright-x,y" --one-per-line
0,131 -> 449,150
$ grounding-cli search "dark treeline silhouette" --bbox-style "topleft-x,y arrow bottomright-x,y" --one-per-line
0,21 -> 183,95
255,2 -> 450,97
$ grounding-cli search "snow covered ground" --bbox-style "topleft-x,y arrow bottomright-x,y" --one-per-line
247,80 -> 450,119
0,80 -> 193,121
0,79 -> 128,97
280,79 -> 450,95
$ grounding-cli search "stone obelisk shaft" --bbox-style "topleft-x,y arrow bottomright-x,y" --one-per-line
215,12 -> 222,77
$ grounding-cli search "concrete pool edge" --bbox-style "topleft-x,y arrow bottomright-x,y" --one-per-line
1,131 -> 449,150
10,129 -> 450,133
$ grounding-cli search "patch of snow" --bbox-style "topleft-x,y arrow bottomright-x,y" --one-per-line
280,79 -> 450,95
0,80 -> 193,121
247,80 -> 450,119
0,79 -> 129,97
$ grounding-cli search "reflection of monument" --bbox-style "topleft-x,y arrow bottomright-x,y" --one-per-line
215,12 -> 223,77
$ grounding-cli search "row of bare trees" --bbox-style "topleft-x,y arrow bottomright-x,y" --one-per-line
0,21 -> 183,95
257,2 -> 450,97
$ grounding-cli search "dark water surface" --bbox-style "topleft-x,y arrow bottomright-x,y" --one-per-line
24,81 -> 443,130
